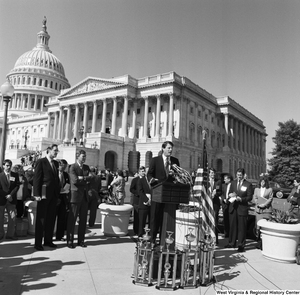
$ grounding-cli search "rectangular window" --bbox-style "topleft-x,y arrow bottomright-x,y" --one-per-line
137,108 -> 140,114
128,110 -> 130,116
148,107 -> 151,113
89,115 -> 92,120
117,111 -> 120,117
190,107 -> 193,114
160,105 -> 163,112
97,114 -> 101,119
198,110 -> 201,117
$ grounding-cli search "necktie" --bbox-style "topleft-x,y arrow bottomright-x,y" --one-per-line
51,161 -> 56,173
6,173 -> 10,184
238,180 -> 241,191
165,158 -> 170,175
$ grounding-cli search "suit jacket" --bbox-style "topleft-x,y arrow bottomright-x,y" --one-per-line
106,173 -> 114,187
207,178 -> 222,207
33,157 -> 60,199
0,171 -> 20,205
137,176 -> 152,209
69,162 -> 91,203
228,179 -> 253,216
253,187 -> 273,214
130,176 -> 140,206
147,155 -> 180,184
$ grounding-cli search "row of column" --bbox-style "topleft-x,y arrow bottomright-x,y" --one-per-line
0,93 -> 46,112
46,94 -> 176,142
224,112 -> 264,158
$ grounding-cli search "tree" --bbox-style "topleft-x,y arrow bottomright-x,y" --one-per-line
268,119 -> 300,186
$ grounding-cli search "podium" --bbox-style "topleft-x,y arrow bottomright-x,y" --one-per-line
151,181 -> 190,249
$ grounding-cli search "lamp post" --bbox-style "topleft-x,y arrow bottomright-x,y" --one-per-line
0,81 -> 14,164
24,129 -> 28,149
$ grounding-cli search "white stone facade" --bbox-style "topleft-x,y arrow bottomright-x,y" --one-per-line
0,19 -> 266,178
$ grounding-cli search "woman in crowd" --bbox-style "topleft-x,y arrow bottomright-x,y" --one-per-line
253,176 -> 273,249
108,170 -> 126,205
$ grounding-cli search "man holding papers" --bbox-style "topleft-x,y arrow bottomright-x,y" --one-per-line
55,159 -> 70,241
225,168 -> 252,252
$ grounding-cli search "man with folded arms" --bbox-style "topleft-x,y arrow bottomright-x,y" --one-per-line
67,150 -> 94,249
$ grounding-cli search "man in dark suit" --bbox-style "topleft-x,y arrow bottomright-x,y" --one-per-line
130,167 -> 145,235
221,173 -> 233,238
66,150 -> 94,248
207,168 -> 222,244
87,166 -> 101,227
55,159 -> 70,241
137,167 -> 151,237
0,159 -> 20,240
226,168 -> 253,252
33,144 -> 60,250
147,141 -> 180,243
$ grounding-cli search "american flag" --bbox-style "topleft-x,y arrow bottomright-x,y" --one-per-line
192,131 -> 215,240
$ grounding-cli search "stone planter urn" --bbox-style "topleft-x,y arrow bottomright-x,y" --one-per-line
258,219 -> 300,263
98,203 -> 133,237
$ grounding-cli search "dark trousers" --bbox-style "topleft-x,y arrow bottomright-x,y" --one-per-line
35,196 -> 57,247
67,198 -> 88,244
213,203 -> 220,242
138,207 -> 150,237
150,201 -> 164,243
228,210 -> 248,248
222,205 -> 230,237
88,197 -> 98,227
133,204 -> 139,235
55,194 -> 69,239
16,200 -> 24,218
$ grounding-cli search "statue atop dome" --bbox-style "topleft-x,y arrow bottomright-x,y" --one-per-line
42,16 -> 47,31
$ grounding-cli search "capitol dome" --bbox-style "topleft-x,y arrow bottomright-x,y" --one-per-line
6,17 -> 70,102
14,47 -> 66,76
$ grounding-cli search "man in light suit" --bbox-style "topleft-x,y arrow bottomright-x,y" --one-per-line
207,168 -> 222,244
33,144 -> 60,251
66,150 -> 94,249
0,159 -> 20,240
221,174 -> 233,238
147,141 -> 180,243
226,168 -> 253,252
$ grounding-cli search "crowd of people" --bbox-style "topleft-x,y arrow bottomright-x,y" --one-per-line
0,144 -> 125,250
1,140 -> 299,253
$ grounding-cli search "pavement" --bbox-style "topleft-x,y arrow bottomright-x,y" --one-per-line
1,213 -> 300,295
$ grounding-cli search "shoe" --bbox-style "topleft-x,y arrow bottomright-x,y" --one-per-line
256,241 -> 262,250
56,238 -> 66,241
77,242 -> 87,248
44,242 -> 57,248
67,242 -> 76,249
237,246 -> 245,252
225,244 -> 234,248
6,236 -> 18,240
34,245 -> 44,251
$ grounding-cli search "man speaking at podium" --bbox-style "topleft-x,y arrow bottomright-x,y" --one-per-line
147,141 -> 180,244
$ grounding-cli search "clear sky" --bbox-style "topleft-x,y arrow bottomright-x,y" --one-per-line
1,0 -> 300,163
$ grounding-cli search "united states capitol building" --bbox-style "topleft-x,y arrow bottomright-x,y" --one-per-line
0,19 -> 266,178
